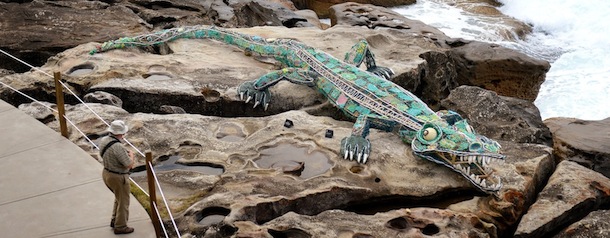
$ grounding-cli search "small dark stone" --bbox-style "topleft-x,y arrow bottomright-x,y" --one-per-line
284,119 -> 293,128
325,129 -> 334,138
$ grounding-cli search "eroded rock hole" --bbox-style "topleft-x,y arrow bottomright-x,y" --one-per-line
387,217 -> 409,230
343,191 -> 476,215
268,228 -> 311,238
422,223 -> 440,235
353,233 -> 374,238
197,207 -> 230,226
201,87 -> 221,102
254,143 -> 332,179
130,155 -> 224,176
67,63 -> 95,76
216,123 -> 246,142
350,165 -> 364,174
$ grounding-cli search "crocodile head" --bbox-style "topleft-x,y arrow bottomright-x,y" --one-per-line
405,111 -> 505,193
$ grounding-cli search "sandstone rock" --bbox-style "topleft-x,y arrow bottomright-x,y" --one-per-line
553,209 -> 610,238
327,2 -> 549,105
448,141 -> 554,233
293,0 -> 416,18
447,41 -> 550,101
0,0 -> 149,72
159,105 -> 187,114
1,26 -> 435,117
515,160 -> 610,238
231,1 -> 313,28
0,0 -> 311,72
441,85 -> 552,145
17,102 -> 56,123
294,9 -> 327,29
329,2 -> 447,40
544,117 -> 610,178
83,91 -> 123,108
42,101 -> 553,237
235,208 -> 495,237
1,23 -> 557,236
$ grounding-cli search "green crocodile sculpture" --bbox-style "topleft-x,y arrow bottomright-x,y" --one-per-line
90,25 -> 505,193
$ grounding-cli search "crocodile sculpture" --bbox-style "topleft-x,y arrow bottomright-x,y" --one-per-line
90,25 -> 505,193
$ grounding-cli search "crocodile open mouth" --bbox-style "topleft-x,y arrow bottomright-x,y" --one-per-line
414,151 -> 506,193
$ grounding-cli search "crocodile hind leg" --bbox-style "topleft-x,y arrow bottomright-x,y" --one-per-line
344,39 -> 395,79
238,68 -> 316,110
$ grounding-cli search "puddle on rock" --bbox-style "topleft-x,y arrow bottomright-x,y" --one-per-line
144,73 -> 172,80
67,63 -> 95,76
131,155 -> 224,176
255,143 -> 332,179
216,123 -> 246,142
197,207 -> 230,226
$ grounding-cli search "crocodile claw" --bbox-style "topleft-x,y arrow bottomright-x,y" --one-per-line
237,81 -> 271,110
368,66 -> 395,80
340,136 -> 371,164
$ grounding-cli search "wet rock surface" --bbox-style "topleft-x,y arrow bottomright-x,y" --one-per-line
515,160 -> 610,238
553,209 -> 610,238
441,85 -> 552,145
329,3 -> 550,106
293,0 -> 416,18
545,117 -> 610,178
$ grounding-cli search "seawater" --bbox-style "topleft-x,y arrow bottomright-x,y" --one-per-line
393,0 -> 610,120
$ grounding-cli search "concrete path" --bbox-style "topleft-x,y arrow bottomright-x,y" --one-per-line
0,100 -> 157,237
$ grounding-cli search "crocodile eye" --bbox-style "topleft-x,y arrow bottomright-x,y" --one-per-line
417,124 -> 442,145
423,128 -> 437,141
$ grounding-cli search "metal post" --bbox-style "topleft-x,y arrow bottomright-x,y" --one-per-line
53,72 -> 68,138
146,151 -> 162,237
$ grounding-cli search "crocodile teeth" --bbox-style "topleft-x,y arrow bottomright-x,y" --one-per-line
485,157 -> 491,165
480,179 -> 487,188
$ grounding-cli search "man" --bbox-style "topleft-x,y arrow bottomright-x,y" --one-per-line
100,120 -> 135,234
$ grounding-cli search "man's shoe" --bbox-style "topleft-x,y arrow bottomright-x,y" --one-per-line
114,226 -> 134,234
110,219 -> 115,228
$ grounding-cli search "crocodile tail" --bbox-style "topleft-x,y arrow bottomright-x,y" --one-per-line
89,25 -> 271,55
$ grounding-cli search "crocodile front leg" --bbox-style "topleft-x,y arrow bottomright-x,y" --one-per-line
341,114 -> 372,164
344,39 -> 395,79
238,68 -> 316,110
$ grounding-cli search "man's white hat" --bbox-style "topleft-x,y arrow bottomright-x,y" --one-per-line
108,120 -> 128,135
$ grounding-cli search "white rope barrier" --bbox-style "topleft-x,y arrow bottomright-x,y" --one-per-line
152,202 -> 170,238
149,162 -> 181,237
130,177 -> 149,197
1,48 -> 181,235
